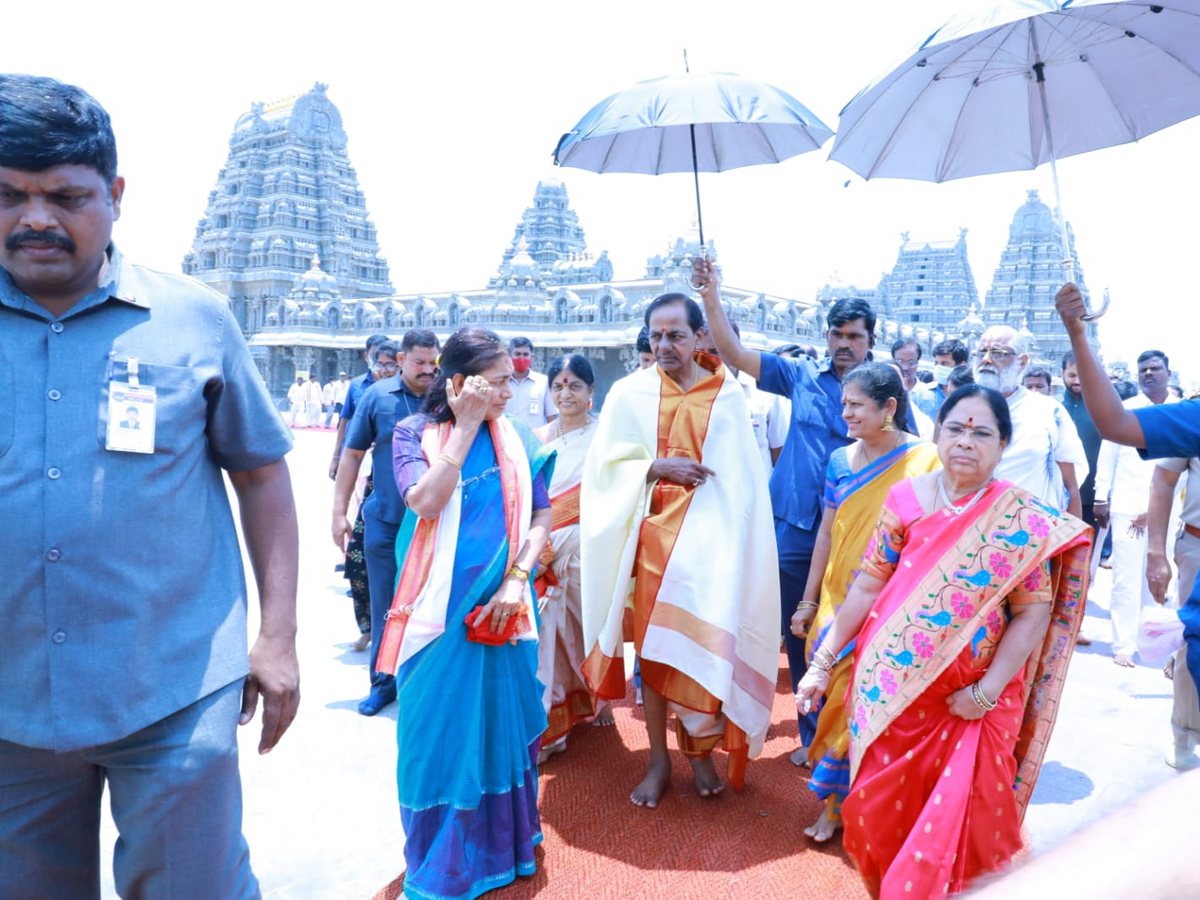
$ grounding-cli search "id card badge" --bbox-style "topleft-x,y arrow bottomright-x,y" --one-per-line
529,400 -> 540,416
106,356 -> 157,454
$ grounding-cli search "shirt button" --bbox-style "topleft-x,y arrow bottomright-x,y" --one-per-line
47,389 -> 62,401
47,467 -> 62,480
50,322 -> 64,334
45,548 -> 62,562
51,630 -> 67,644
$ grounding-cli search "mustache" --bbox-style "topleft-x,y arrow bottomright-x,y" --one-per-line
6,229 -> 76,253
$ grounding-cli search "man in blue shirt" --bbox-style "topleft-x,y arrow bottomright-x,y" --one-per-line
328,331 -> 390,480
1057,282 -> 1200,761
333,330 -> 440,715
693,257 -> 873,762
0,75 -> 298,899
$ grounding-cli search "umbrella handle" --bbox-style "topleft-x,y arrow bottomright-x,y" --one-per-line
1082,287 -> 1110,322
691,244 -> 708,290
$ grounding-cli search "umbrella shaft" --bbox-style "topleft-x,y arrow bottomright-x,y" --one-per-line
689,123 -> 705,248
1031,27 -> 1073,282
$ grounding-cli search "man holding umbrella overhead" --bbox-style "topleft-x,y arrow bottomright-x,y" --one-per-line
692,256 -> 873,763
1057,282 -> 1200,768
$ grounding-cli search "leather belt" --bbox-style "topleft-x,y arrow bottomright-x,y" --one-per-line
1185,523 -> 1200,541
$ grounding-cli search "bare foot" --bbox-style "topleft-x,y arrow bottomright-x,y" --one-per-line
630,758 -> 671,808
1114,653 -> 1136,668
1165,658 -> 1176,680
591,705 -> 615,727
351,633 -> 370,651
688,756 -> 725,798
803,807 -> 843,843
790,746 -> 810,767
537,739 -> 567,764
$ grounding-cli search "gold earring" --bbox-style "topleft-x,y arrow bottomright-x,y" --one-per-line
882,414 -> 895,432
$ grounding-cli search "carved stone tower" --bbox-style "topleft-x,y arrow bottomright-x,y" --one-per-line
182,83 -> 392,334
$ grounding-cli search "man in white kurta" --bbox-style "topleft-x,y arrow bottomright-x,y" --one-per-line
1095,351 -> 1178,665
581,294 -> 779,808
974,326 -> 1088,517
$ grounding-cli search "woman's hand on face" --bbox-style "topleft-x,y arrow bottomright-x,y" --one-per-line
795,667 -> 829,715
790,606 -> 816,640
946,686 -> 987,721
447,375 -> 492,430
474,576 -> 526,636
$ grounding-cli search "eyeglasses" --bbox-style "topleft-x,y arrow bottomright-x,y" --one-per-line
372,362 -> 399,373
970,348 -> 1017,363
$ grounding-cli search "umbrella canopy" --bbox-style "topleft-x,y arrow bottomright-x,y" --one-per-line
831,0 -> 1200,183
829,0 -> 1200,316
554,72 -> 833,175
555,70 -> 832,253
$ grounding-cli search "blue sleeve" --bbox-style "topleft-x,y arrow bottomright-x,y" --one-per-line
344,390 -> 377,451
341,377 -> 365,422
206,306 -> 294,471
532,471 -> 550,511
1137,399 -> 1200,460
823,448 -> 846,510
758,352 -> 819,401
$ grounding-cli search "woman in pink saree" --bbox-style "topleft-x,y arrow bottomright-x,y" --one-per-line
797,385 -> 1091,898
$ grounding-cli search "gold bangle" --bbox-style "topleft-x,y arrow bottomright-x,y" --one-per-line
508,564 -> 530,582
795,600 -> 819,611
437,453 -> 463,470
970,682 -> 997,711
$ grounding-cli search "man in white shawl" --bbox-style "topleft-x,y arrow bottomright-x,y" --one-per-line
581,292 -> 779,808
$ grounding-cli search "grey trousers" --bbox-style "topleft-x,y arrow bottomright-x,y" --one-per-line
1173,531 -> 1200,747
0,680 -> 259,900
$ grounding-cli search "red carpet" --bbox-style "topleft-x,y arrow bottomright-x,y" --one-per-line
373,655 -> 869,899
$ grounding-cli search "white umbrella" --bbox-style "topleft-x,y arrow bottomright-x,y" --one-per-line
830,0 -> 1200,318
554,68 -> 833,251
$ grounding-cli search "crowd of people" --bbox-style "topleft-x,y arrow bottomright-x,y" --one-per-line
313,249 -> 1198,899
6,73 -> 1200,900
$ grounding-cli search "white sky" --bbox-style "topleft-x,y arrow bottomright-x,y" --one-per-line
12,0 -> 1198,377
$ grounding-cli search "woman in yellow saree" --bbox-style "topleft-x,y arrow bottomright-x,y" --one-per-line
791,363 -> 940,842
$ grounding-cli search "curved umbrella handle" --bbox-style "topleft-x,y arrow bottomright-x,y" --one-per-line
1082,288 -> 1110,322
1060,260 -> 1109,321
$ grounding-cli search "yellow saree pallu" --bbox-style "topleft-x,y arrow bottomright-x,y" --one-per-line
580,355 -> 779,788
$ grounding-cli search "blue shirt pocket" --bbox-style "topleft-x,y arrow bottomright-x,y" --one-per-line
97,361 -> 206,455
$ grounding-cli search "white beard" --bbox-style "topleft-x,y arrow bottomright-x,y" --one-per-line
975,366 -> 1021,395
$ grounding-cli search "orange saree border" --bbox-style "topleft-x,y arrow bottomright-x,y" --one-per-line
550,483 -> 581,531
376,422 -> 452,675
377,418 -> 527,675
543,689 -> 597,746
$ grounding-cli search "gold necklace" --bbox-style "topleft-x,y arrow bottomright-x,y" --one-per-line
936,475 -> 992,515
555,416 -> 592,442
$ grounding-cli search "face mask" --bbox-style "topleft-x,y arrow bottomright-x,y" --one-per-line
512,357 -> 532,374
933,364 -> 953,386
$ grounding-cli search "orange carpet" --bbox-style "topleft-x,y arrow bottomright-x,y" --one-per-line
373,655 -> 869,899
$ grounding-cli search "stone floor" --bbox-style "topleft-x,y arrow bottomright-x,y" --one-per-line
98,428 -> 1183,898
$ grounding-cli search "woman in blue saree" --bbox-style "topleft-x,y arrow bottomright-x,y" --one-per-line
379,328 -> 555,900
